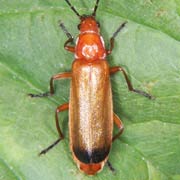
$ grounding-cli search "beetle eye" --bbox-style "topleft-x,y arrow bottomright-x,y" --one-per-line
77,24 -> 81,30
97,22 -> 100,28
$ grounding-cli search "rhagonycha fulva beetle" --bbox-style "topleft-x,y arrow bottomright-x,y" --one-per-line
29,0 -> 153,175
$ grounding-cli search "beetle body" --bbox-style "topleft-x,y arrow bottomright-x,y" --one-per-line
29,0 -> 153,176
68,16 -> 113,175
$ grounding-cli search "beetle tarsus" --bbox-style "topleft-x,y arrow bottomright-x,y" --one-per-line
107,21 -> 127,55
111,21 -> 128,39
59,22 -> 74,40
39,138 -> 62,156
59,22 -> 75,52
132,89 -> 155,100
107,161 -> 115,172
28,92 -> 51,98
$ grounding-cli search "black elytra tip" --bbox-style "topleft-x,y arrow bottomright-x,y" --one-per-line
73,146 -> 110,164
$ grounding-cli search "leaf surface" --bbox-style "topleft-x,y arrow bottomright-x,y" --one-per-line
0,0 -> 180,180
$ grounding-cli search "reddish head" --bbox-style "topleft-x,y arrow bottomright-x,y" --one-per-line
78,15 -> 100,34
75,15 -> 105,61
65,0 -> 105,61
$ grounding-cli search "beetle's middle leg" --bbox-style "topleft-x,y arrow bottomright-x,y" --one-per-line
28,72 -> 71,98
39,103 -> 69,155
110,66 -> 154,99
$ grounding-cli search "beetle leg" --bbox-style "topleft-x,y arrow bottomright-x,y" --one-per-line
106,21 -> 127,55
59,22 -> 75,53
64,38 -> 75,52
28,72 -> 71,98
107,160 -> 115,172
39,103 -> 69,155
39,138 -> 61,156
110,66 -> 154,99
107,113 -> 123,172
55,103 -> 69,138
112,113 -> 124,142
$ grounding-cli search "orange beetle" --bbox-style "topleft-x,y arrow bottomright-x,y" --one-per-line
29,0 -> 153,175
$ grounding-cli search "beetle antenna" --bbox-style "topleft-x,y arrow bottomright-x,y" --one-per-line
65,0 -> 81,18
92,0 -> 100,17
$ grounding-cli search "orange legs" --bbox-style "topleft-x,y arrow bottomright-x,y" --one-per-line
106,22 -> 153,99
28,23 -> 73,98
39,103 -> 69,155
112,113 -> 124,142
55,103 -> 69,138
28,72 -> 71,154
106,113 -> 124,172
110,66 -> 154,99
28,72 -> 71,97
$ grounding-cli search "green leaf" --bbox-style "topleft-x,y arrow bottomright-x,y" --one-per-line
0,0 -> 180,180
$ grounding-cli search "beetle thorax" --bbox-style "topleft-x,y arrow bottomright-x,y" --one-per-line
83,43 -> 98,58
74,16 -> 106,61
75,34 -> 106,61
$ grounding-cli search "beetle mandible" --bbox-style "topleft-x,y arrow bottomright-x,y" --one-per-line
29,0 -> 153,175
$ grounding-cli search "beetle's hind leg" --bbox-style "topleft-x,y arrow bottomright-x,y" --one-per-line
28,72 -> 71,98
107,160 -> 115,172
39,138 -> 62,156
112,113 -> 124,142
39,103 -> 69,155
105,113 -> 124,172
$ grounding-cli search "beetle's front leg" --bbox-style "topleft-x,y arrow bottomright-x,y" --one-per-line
28,72 -> 71,98
59,22 -> 75,53
106,21 -> 127,55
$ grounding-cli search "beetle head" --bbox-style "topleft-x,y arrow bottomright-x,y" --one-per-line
65,0 -> 100,33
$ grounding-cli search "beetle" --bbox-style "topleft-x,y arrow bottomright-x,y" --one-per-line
29,0 -> 153,175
